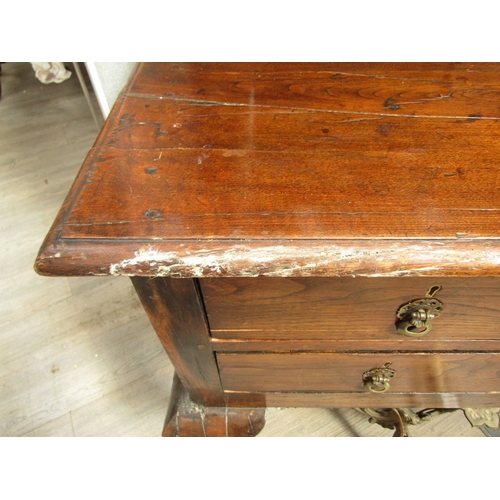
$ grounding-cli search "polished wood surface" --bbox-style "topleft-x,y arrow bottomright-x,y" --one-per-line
211,338 -> 500,352
225,391 -> 500,410
217,352 -> 500,393
35,62 -> 500,279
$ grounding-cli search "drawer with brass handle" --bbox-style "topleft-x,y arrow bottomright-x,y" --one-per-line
201,277 -> 500,344
217,352 -> 500,394
362,362 -> 396,393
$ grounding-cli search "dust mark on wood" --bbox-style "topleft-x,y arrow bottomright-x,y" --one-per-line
377,123 -> 396,135
384,97 -> 400,110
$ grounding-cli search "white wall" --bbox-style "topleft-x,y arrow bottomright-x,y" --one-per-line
85,62 -> 137,118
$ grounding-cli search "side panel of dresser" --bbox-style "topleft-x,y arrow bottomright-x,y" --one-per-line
131,277 -> 224,406
131,277 -> 266,436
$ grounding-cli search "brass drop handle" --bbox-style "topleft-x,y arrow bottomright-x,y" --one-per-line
395,285 -> 444,338
362,362 -> 396,393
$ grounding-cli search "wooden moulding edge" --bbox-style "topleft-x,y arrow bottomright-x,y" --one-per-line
34,237 -> 500,278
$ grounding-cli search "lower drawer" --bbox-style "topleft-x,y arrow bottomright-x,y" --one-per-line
217,352 -> 500,393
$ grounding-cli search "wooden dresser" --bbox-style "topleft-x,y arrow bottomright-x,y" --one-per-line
35,63 -> 500,436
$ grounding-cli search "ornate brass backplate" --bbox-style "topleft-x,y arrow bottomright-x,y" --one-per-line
362,362 -> 396,393
355,407 -> 500,437
355,408 -> 457,436
395,285 -> 444,337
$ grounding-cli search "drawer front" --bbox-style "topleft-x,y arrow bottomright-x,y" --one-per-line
201,276 -> 500,341
217,352 -> 500,393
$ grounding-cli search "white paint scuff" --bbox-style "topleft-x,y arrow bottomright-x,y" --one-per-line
108,243 -> 500,278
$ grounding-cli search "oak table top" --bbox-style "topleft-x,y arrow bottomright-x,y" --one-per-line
35,63 -> 500,279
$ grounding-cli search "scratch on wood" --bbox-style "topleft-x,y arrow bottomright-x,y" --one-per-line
248,413 -> 255,435
339,117 -> 383,124
225,406 -> 229,437
124,93 -> 500,121
107,243 -> 500,278
200,409 -> 207,437
327,71 -> 451,84
395,92 -> 454,106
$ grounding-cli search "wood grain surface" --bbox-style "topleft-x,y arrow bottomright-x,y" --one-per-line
131,277 -> 225,406
162,373 -> 265,437
201,276 -> 500,341
225,391 -> 500,410
35,62 -> 500,278
217,352 -> 500,393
